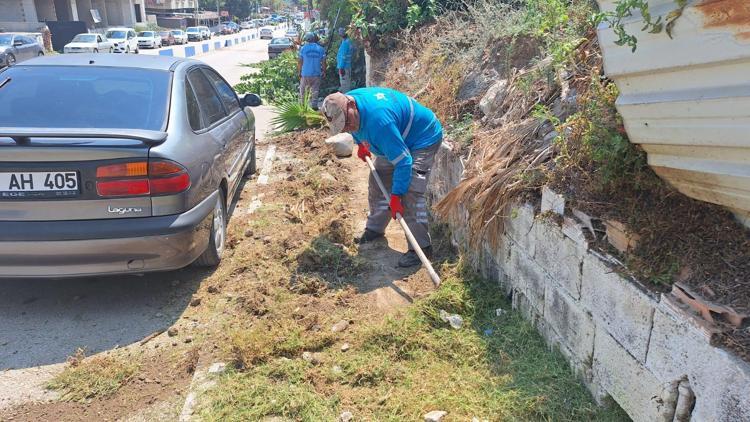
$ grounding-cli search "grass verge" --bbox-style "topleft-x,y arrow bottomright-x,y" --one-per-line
199,262 -> 629,421
47,349 -> 139,403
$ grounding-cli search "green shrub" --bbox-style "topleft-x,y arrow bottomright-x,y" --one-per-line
234,51 -> 298,104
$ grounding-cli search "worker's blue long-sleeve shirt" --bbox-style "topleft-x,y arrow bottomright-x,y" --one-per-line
349,87 -> 443,196
336,38 -> 353,69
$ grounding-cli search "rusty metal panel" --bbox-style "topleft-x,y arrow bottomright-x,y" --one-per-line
596,0 -> 750,224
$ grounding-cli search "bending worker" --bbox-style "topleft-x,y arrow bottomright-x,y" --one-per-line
298,32 -> 325,109
321,88 -> 443,267
336,27 -> 353,92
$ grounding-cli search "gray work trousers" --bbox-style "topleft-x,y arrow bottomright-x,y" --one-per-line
299,76 -> 321,108
366,141 -> 441,250
339,68 -> 352,93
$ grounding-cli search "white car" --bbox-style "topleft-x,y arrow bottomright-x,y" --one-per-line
260,28 -> 273,39
105,27 -> 138,53
240,21 -> 252,30
171,29 -> 188,45
199,26 -> 212,40
64,33 -> 113,54
137,31 -> 161,49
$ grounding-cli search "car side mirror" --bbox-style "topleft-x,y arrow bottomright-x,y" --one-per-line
242,93 -> 262,107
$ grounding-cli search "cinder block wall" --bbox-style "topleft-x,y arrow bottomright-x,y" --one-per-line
428,143 -> 750,422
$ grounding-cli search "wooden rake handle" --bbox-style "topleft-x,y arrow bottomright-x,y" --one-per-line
365,155 -> 441,287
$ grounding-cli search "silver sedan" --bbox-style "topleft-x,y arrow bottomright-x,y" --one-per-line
0,54 -> 262,278
0,33 -> 44,67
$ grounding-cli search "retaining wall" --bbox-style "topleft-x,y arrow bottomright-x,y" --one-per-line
427,143 -> 750,421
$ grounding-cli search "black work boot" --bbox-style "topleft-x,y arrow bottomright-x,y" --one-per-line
398,246 -> 433,268
355,228 -> 385,244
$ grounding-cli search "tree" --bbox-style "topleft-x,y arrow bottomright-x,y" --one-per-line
224,0 -> 254,18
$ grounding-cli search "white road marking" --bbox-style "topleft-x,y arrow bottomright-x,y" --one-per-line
257,144 -> 276,185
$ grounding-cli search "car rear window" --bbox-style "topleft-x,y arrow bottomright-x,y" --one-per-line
0,66 -> 170,131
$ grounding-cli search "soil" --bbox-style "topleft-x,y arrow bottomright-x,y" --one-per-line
1,352 -> 194,422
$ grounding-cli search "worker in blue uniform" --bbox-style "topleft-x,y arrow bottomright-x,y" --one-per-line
321,88 -> 443,267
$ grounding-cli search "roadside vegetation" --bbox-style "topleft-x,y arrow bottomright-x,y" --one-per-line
46,349 -> 139,403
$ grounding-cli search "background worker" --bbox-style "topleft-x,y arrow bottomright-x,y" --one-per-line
298,32 -> 326,109
336,27 -> 353,93
321,88 -> 443,267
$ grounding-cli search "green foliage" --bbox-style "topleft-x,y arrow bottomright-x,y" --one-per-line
599,0 -> 688,52
234,51 -> 298,103
47,351 -> 138,402
270,93 -> 326,133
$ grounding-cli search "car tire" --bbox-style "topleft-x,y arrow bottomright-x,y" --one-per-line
5,54 -> 14,67
195,191 -> 226,267
109,47 -> 113,53
126,46 -> 130,54
93,48 -> 98,53
135,47 -> 139,54
244,145 -> 257,176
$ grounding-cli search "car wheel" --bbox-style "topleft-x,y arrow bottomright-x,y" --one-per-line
125,46 -> 130,54
109,47 -> 113,53
244,144 -> 257,176
93,48 -> 98,53
37,51 -> 44,56
5,54 -> 14,67
195,191 -> 226,267
135,47 -> 139,54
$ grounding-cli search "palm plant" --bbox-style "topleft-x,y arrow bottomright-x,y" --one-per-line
271,92 -> 327,133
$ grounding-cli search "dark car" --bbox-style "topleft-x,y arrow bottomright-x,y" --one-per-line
268,37 -> 294,59
158,31 -> 175,46
0,33 -> 44,67
0,54 -> 262,278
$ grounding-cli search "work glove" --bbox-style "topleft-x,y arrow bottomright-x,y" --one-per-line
390,194 -> 404,219
357,143 -> 372,162
339,68 -> 345,77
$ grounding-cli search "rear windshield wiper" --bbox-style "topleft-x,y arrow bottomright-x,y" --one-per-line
0,78 -> 10,90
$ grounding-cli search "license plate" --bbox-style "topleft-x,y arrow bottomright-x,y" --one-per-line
0,172 -> 79,199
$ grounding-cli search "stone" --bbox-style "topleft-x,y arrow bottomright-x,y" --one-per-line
262,236 -> 272,244
167,327 -> 179,337
541,186 -> 565,215
331,365 -> 343,375
457,68 -> 498,101
646,299 -> 750,421
543,285 -> 595,365
423,410 -> 447,422
189,297 -> 202,307
581,253 -> 656,362
207,285 -> 219,294
478,79 -> 509,117
592,326 -> 672,422
302,351 -> 323,365
324,133 -> 354,157
508,248 -> 547,314
505,203 -> 536,258
170,279 -> 181,287
320,172 -> 337,184
339,411 -> 353,422
208,362 -> 227,374
340,343 -> 350,352
532,219 -> 583,300
331,320 -> 350,333
604,220 -> 640,253
244,229 -> 254,238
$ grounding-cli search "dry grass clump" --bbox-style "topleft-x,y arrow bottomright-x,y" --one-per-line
47,349 -> 139,402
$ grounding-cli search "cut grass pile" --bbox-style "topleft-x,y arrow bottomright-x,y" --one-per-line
199,263 -> 629,421
47,349 -> 139,403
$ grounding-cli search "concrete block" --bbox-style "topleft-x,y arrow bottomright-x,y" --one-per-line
537,318 -> 593,385
544,285 -> 595,367
533,219 -> 582,299
505,203 -> 536,257
541,185 -> 565,215
581,253 -> 656,362
593,327 -> 672,422
509,248 -> 547,315
646,299 -> 750,421
511,289 -> 540,327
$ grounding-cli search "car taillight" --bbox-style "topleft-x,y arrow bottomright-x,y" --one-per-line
95,160 -> 190,197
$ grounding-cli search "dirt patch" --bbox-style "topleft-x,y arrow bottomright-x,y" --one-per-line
1,352 -> 192,422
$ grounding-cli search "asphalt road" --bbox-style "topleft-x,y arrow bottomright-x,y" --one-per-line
0,25 -> 285,371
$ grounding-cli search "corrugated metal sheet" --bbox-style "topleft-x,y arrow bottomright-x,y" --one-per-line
596,0 -> 750,225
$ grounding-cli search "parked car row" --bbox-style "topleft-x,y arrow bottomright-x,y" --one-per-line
0,53 -> 263,277
0,33 -> 44,67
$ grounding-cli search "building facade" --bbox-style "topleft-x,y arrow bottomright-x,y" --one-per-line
144,0 -> 196,16
0,0 -> 146,32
